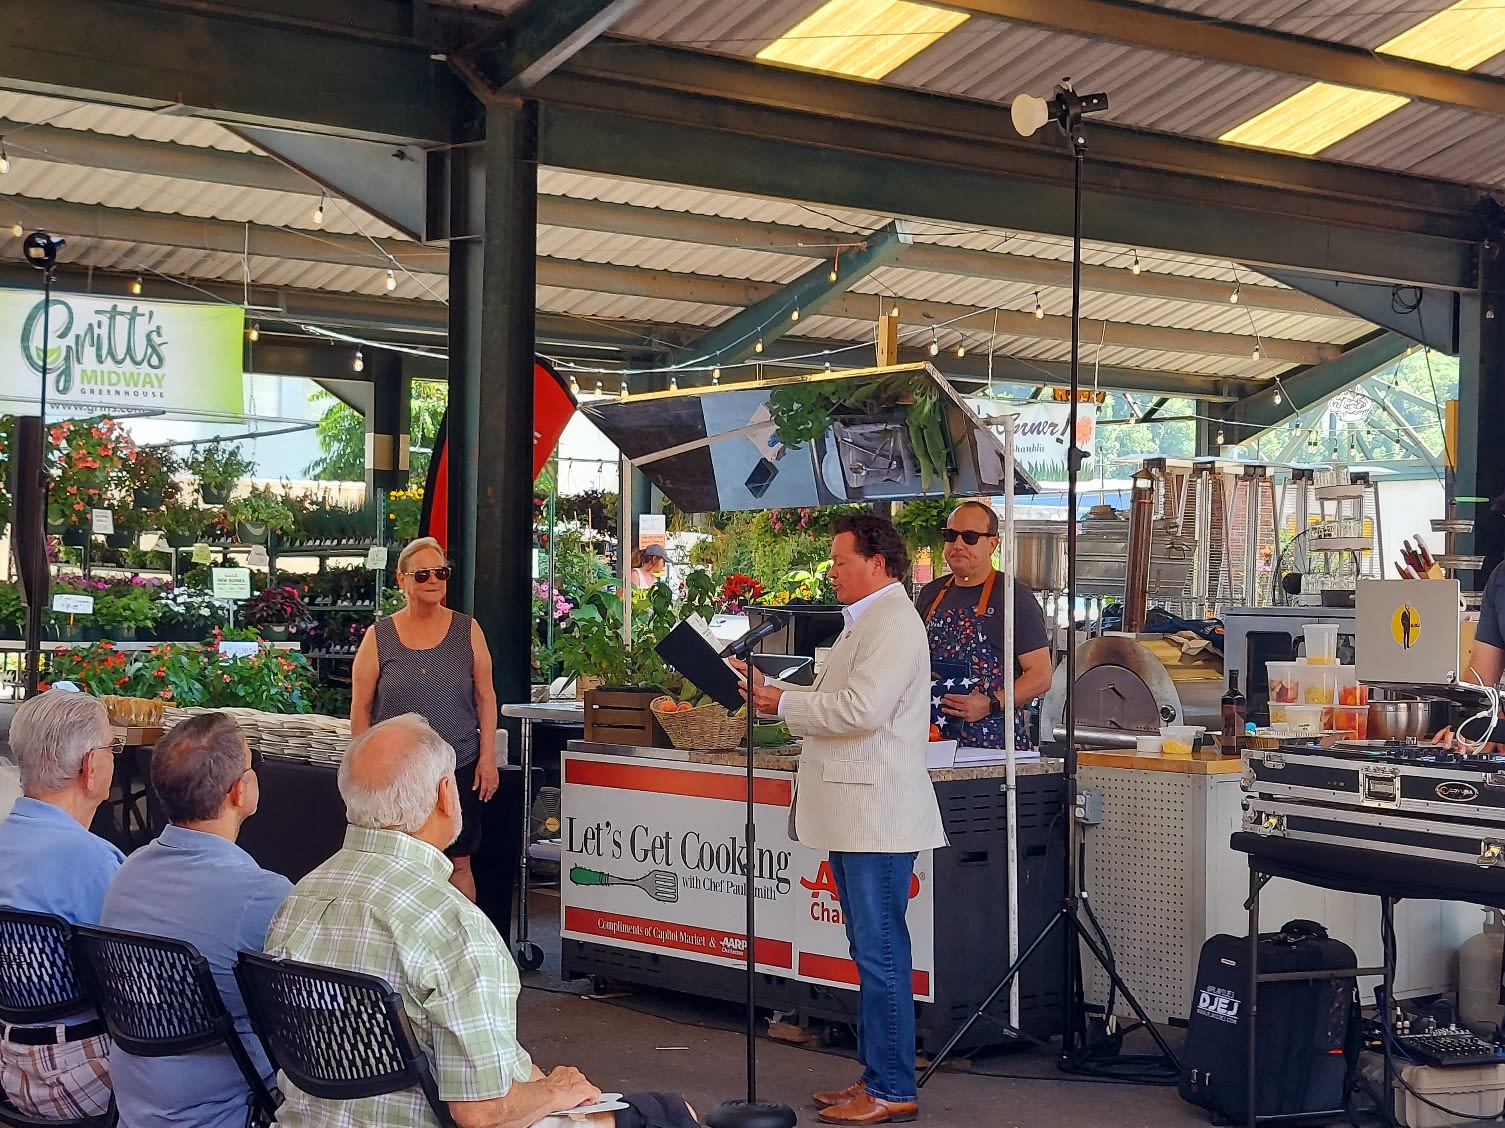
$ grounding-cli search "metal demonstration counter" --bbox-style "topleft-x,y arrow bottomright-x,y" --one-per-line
1076,747 -> 1477,1024
560,740 -> 1066,1053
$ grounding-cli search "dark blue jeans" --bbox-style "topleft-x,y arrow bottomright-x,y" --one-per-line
828,850 -> 919,1103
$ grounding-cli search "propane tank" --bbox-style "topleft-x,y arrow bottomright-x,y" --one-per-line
1459,909 -> 1505,1035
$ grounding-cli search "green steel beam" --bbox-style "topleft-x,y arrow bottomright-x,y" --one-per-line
1229,332 -> 1414,437
537,41 -> 1484,288
0,0 -> 468,143
1260,269 -> 1459,354
686,221 -> 910,365
451,0 -> 643,95
953,0 -> 1505,117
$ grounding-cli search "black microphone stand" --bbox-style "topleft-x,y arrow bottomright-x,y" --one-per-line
918,84 -> 1181,1084
707,632 -> 798,1128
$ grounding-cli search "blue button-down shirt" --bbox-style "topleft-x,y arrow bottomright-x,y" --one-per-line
0,796 -> 123,922
101,824 -> 292,1128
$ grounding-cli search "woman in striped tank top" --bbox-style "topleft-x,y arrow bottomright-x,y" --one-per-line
350,537 -> 499,902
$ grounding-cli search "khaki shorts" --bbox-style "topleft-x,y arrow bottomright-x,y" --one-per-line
0,1028 -> 111,1118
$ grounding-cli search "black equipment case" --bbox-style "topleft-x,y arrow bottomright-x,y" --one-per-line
1180,920 -> 1358,1124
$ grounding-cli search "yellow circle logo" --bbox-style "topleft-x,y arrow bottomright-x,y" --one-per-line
1392,604 -> 1422,650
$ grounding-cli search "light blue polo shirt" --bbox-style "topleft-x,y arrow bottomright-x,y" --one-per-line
0,795 -> 124,922
101,824 -> 292,1128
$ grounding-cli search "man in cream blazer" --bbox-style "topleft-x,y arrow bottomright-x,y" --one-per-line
742,514 -> 946,1126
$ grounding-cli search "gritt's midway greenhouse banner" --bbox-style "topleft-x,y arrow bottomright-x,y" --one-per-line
0,290 -> 245,414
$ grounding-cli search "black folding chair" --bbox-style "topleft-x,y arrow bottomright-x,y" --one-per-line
234,950 -> 455,1128
0,909 -> 115,1128
73,926 -> 279,1127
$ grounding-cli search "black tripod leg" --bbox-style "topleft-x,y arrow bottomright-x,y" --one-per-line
917,910 -> 1065,1087
1070,915 -> 1182,1071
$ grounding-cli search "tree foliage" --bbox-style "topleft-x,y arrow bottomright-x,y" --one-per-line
306,380 -> 451,484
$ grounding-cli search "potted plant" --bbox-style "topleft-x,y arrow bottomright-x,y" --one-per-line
226,486 -> 296,545
238,584 -> 311,641
103,504 -> 147,550
214,644 -> 316,713
48,417 -> 136,542
128,445 -> 182,509
156,587 -> 234,642
0,581 -> 24,640
47,575 -> 110,642
187,444 -> 253,507
94,577 -> 161,642
159,502 -> 213,549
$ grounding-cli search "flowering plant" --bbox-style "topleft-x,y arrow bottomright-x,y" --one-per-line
239,584 -> 312,630
47,640 -> 314,712
47,417 -> 136,528
157,586 -> 235,631
762,562 -> 835,608
532,581 -> 573,623
717,573 -> 763,613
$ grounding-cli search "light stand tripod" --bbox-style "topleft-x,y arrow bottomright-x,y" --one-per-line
919,84 -> 1181,1086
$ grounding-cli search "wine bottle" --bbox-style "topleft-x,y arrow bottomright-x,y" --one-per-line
1221,671 -> 1246,756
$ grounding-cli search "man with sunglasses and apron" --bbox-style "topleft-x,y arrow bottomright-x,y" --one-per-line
914,502 -> 1054,751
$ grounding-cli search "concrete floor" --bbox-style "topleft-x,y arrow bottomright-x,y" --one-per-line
517,989 -> 1212,1128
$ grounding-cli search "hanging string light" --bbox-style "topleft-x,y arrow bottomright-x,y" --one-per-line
711,368 -> 721,385
1033,291 -> 1044,319
669,375 -> 678,391
313,190 -> 326,226
568,375 -> 580,396
1230,282 -> 1241,305
890,302 -> 899,318
9,223 -> 19,238
385,269 -> 397,292
1273,390 -> 1282,404
754,338 -> 764,353
1,141 -> 11,175
1216,428 -> 1226,445
247,323 -> 260,343
352,349 -> 365,372
130,275 -> 143,296
928,328 -> 940,356
1130,250 -> 1141,276
828,250 -> 840,284
790,305 -> 801,322
955,338 -> 966,358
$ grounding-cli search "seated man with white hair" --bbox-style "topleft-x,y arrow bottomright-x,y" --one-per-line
0,691 -> 122,1120
265,713 -> 698,1128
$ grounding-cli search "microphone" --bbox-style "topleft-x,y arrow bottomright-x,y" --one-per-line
719,612 -> 789,659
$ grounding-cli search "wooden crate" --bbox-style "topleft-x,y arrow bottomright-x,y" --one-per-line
583,687 -> 665,747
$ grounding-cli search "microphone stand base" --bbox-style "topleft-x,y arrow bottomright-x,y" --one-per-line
706,1099 -> 799,1128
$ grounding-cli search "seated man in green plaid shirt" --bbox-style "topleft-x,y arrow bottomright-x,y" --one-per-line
266,714 -> 679,1128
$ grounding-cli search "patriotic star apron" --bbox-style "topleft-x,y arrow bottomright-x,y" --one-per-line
924,570 -> 1032,751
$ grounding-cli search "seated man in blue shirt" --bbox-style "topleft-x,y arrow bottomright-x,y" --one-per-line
0,691 -> 122,1120
102,711 -> 292,1128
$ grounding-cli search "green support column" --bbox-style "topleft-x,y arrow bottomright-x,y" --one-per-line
447,143 -> 485,611
474,99 -> 539,714
1455,246 -> 1505,581
364,349 -> 411,496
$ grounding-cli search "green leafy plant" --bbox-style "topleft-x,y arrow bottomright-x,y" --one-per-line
93,579 -> 162,631
0,581 -> 24,631
128,445 -> 183,506
48,417 -> 137,528
187,444 -> 254,499
553,571 -> 716,690
239,584 -> 312,630
893,497 -> 957,562
159,503 -> 213,543
226,485 -> 297,534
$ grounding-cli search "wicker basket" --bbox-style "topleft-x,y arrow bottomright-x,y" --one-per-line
101,695 -> 165,728
651,697 -> 746,751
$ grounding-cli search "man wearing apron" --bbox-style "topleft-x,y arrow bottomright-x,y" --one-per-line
914,501 -> 1054,749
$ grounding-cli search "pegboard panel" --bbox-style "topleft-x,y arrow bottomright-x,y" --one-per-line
1079,768 -> 1201,1024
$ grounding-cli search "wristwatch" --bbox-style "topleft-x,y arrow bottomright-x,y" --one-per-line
987,692 -> 1004,718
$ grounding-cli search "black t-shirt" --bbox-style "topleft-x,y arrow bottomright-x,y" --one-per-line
913,572 -> 1051,677
1477,562 -> 1505,651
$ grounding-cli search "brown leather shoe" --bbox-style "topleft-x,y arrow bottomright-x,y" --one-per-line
812,1081 -> 867,1110
818,1092 -> 919,1124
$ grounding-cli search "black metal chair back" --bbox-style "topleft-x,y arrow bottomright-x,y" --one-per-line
234,950 -> 454,1128
0,909 -> 115,1128
73,926 -> 278,1122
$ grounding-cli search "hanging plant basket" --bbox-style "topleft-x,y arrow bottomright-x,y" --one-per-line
133,488 -> 163,509
62,528 -> 87,547
164,532 -> 195,549
261,624 -> 290,641
54,622 -> 85,642
105,532 -> 133,549
236,521 -> 269,545
200,484 -> 230,506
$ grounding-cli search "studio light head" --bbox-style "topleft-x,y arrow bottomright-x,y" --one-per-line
21,231 -> 63,271
1010,81 -> 1109,140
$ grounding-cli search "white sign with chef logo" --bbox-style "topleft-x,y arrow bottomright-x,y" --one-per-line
560,752 -> 935,1000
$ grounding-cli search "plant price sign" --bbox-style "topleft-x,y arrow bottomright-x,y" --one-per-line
560,751 -> 936,1001
0,290 -> 244,414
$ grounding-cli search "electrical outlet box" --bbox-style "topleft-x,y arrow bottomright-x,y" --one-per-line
1075,787 -> 1105,825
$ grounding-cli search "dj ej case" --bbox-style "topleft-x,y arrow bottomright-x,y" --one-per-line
1242,796 -> 1505,869
1243,743 -> 1505,825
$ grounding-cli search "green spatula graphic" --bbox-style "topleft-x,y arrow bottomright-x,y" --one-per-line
570,865 -> 679,904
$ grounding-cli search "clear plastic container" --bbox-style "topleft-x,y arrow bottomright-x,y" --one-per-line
1285,705 -> 1326,735
1304,623 -> 1339,665
1268,703 -> 1289,724
1134,735 -> 1164,754
1160,725 -> 1198,757
1267,660 -> 1300,706
1333,704 -> 1368,739
1336,669 -> 1368,707
1299,662 -> 1339,706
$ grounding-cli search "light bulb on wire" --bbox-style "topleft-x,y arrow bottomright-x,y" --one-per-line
1,141 -> 11,175
955,340 -> 966,358
754,338 -> 764,354
828,265 -> 838,284
385,269 -> 397,292
1273,390 -> 1282,404
890,303 -> 899,318
928,329 -> 940,356
1033,292 -> 1044,319
1251,342 -> 1262,360
1216,428 -> 1225,445
595,380 -> 604,396
352,349 -> 364,373
130,275 -> 143,296
1130,250 -> 1141,276
313,191 -> 326,226
790,306 -> 800,322
669,375 -> 678,391
712,368 -> 720,385
1230,282 -> 1241,305
9,223 -> 20,238
247,323 -> 260,343
568,375 -> 580,396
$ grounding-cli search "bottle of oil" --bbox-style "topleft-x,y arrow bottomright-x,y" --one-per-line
1221,671 -> 1246,755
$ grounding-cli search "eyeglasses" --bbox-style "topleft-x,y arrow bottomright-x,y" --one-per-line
942,529 -> 997,545
401,566 -> 451,583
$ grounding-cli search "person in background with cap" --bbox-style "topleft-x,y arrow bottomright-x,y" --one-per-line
630,544 -> 668,589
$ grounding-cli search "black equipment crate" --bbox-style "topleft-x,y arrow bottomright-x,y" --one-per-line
564,772 -> 1067,1053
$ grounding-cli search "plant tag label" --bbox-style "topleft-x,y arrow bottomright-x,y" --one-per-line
91,509 -> 114,535
365,545 -> 388,571
144,533 -> 165,552
191,543 -> 214,565
52,594 -> 94,615
247,545 -> 270,569
211,567 -> 252,600
218,641 -> 260,658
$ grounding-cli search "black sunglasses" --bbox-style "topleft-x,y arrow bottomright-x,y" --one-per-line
942,529 -> 997,545
402,566 -> 452,583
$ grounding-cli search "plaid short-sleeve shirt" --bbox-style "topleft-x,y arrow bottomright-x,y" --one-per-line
264,826 -> 533,1128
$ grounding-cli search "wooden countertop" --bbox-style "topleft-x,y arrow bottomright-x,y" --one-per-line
1077,747 -> 1245,774
572,740 -> 1062,779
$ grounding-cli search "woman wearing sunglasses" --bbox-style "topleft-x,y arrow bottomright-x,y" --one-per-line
349,536 -> 499,902
913,501 -> 1054,752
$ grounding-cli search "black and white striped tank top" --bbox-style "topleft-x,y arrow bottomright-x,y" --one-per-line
370,611 -> 480,767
